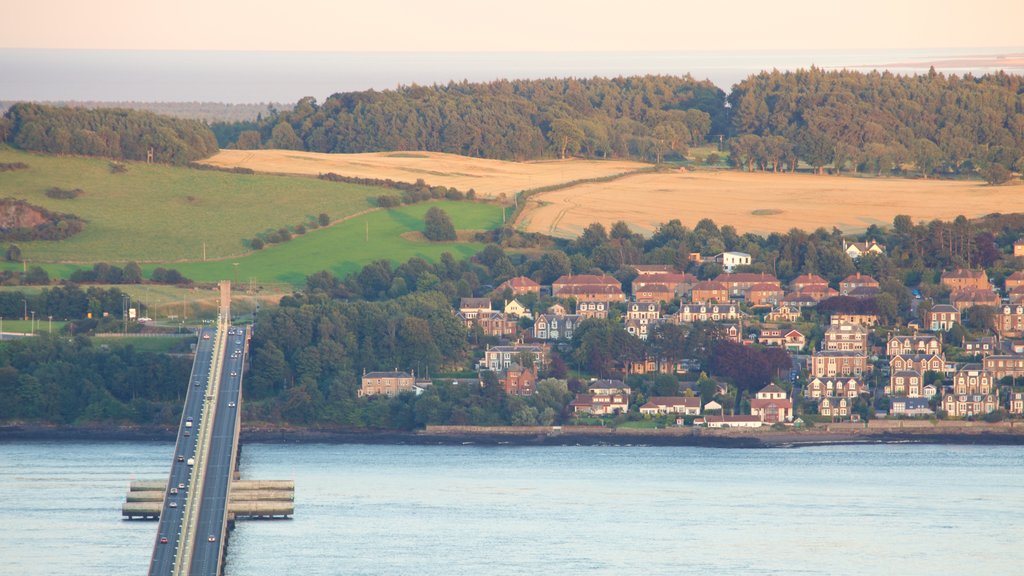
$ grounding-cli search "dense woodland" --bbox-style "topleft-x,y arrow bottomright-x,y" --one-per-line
3,70 -> 1021,178
1,103 -> 219,165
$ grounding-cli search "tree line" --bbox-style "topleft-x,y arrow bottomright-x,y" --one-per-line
2,103 -> 219,165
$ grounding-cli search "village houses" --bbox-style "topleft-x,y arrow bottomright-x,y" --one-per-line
358,370 -> 416,398
640,396 -> 702,416
749,383 -> 793,423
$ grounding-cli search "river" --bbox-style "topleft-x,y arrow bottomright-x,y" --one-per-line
1,440 -> 1021,575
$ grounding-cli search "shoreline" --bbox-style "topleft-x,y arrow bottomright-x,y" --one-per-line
2,423 -> 1024,449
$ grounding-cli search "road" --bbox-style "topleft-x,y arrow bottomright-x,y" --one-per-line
188,326 -> 246,576
148,327 -> 217,576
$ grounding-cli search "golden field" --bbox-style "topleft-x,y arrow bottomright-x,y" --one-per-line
516,170 -> 1024,237
199,150 -> 647,199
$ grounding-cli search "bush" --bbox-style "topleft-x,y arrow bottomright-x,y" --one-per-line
109,162 -> 128,174
45,187 -> 83,199
318,213 -> 330,226
250,237 -> 265,250
377,195 -> 402,208
0,162 -> 29,172
423,207 -> 456,241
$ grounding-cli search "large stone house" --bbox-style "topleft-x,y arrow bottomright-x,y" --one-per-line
818,396 -> 852,419
577,301 -> 610,320
358,370 -> 415,398
714,272 -> 780,298
714,251 -> 752,272
533,312 -> 581,341
690,281 -> 730,303
887,334 -> 942,356
925,304 -> 960,332
839,273 -> 879,296
493,276 -> 541,297
498,364 -> 536,396
982,355 -> 1024,380
890,397 -> 933,417
886,370 -> 923,397
479,344 -> 549,372
940,269 -> 990,292
942,393 -> 998,418
823,323 -> 870,353
810,350 -> 869,378
950,288 -> 999,310
677,302 -> 740,323
995,305 -> 1024,337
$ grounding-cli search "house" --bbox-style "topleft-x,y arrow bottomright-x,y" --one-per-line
552,275 -> 624,302
950,288 -> 999,310
570,380 -> 631,415
1005,270 -> 1024,291
982,354 -> 1024,380
639,396 -> 701,416
533,313 -> 581,341
819,396 -> 852,419
766,305 -> 801,323
698,415 -> 765,428
886,370 -> 923,397
795,284 -> 837,303
458,297 -> 493,319
922,383 -> 938,398
843,238 -> 886,259
890,397 -> 934,417
847,285 -> 881,299
632,283 -> 676,304
632,273 -> 696,302
782,293 -> 819,309
358,370 -> 415,398
677,302 -> 741,323
887,334 -> 942,356
465,310 -> 519,338
625,317 -> 661,341
839,273 -> 879,296
503,299 -> 531,319
690,281 -> 730,303
626,302 -> 660,321
1010,392 -> 1024,415
714,272 -> 780,298
577,301 -> 610,320
631,264 -> 677,275
746,283 -> 785,306
588,379 -> 631,395
759,329 -> 805,351
805,377 -> 866,399
830,312 -> 879,326
823,323 -> 870,353
952,364 -> 994,395
1008,286 -> 1024,304
625,356 -> 690,375
714,251 -> 752,272
925,304 -> 960,332
889,353 -> 945,375
497,363 -> 536,396
750,383 -> 793,423
570,393 -> 629,416
963,337 -> 997,357
479,344 -> 549,372
810,350 -> 869,378
941,269 -> 991,292
1014,240 -> 1024,258
942,393 -> 998,418
995,305 -> 1024,337
790,274 -> 829,293
493,276 -> 541,297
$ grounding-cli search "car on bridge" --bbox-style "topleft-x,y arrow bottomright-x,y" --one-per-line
208,535 -> 216,542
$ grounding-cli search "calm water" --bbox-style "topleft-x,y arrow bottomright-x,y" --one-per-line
3,48 -> 1023,103
0,440 -> 1022,575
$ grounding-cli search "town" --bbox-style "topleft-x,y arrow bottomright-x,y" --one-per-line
356,238 -> 1024,429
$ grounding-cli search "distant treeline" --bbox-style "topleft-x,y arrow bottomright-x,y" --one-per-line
318,173 -> 476,207
0,100 -> 279,123
212,76 -> 724,161
727,68 -> 1024,178
210,70 -> 1023,178
1,103 -> 218,165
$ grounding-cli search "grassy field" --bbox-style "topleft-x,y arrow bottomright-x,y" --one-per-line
0,147 -> 384,262
200,149 -> 649,199
156,200 -> 503,285
93,335 -> 194,354
517,170 -> 1024,237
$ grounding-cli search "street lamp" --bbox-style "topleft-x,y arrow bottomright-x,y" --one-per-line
48,315 -> 52,334
22,299 -> 26,321
30,311 -> 35,335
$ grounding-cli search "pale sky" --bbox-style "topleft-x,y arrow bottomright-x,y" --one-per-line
4,0 -> 1023,52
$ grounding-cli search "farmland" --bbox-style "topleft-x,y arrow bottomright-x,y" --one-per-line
0,147 -> 383,262
516,170 -> 1024,238
199,149 -> 648,199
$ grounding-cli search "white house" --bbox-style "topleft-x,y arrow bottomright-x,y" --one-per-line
715,251 -> 752,273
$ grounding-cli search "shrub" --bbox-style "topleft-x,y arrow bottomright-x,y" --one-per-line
45,187 -> 83,199
250,238 -> 265,250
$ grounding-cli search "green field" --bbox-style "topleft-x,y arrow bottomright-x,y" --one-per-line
0,148 -> 506,286
0,318 -> 68,334
152,200 -> 502,285
93,335 -> 194,354
0,147 -> 382,262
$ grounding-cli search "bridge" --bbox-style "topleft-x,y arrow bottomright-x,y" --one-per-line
122,281 -> 292,576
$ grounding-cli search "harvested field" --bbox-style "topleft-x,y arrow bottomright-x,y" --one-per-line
200,150 -> 648,199
516,170 -> 1024,237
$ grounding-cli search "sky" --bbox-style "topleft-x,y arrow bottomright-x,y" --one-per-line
4,0 -> 1023,52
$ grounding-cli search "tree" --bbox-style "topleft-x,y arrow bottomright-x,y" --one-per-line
123,262 -> 143,284
236,130 -> 262,150
268,122 -> 303,150
548,118 -> 584,159
423,207 -> 456,241
911,138 -> 942,178
980,164 -> 1012,185
5,244 -> 21,262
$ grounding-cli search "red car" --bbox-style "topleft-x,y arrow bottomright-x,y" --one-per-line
160,536 -> 169,544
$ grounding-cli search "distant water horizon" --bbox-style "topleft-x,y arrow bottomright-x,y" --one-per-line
2,47 -> 1023,105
